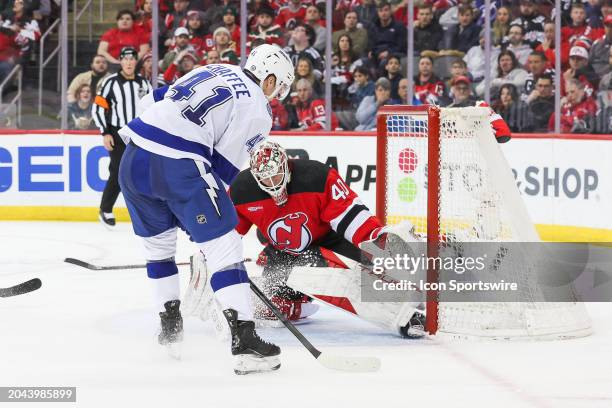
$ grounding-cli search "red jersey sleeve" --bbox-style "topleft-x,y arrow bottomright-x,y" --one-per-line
477,101 -> 511,142
306,99 -> 327,131
235,210 -> 254,236
320,168 -> 383,246
100,28 -> 115,43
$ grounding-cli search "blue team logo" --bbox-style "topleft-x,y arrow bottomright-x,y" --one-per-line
246,134 -> 265,153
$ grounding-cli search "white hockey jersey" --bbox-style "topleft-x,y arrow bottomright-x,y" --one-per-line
119,64 -> 271,186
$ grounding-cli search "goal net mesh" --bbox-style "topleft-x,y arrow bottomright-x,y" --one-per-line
380,106 -> 592,340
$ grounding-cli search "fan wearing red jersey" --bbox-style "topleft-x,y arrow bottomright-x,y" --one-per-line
292,79 -> 340,130
276,0 -> 307,30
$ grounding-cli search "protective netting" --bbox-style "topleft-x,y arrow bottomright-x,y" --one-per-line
381,106 -> 592,340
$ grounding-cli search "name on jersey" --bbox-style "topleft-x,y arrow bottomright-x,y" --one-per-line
246,134 -> 265,153
205,64 -> 251,99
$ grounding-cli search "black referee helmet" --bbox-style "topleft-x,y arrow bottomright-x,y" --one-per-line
119,47 -> 138,60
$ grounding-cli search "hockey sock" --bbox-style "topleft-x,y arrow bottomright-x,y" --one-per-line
210,262 -> 253,321
147,260 -> 180,313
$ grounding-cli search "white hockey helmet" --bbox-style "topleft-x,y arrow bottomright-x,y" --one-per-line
244,44 -> 295,101
250,141 -> 291,206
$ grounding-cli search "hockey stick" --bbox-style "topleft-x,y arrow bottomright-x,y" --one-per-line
249,279 -> 381,373
0,278 -> 42,298
64,258 -> 190,270
64,257 -> 254,271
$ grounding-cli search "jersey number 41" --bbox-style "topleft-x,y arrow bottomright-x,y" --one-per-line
168,70 -> 232,127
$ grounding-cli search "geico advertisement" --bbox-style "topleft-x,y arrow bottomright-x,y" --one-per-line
0,134 -> 125,206
0,133 -> 610,231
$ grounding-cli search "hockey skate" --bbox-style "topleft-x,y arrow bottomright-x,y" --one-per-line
98,210 -> 116,229
223,309 -> 281,375
158,300 -> 184,360
400,310 -> 426,339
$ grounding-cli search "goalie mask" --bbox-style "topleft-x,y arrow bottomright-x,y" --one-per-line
250,141 -> 291,206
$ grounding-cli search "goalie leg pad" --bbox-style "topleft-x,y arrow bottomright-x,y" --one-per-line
287,264 -> 421,336
182,252 -> 232,340
182,252 -> 214,319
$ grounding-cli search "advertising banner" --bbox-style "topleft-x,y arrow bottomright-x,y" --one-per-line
0,132 -> 610,240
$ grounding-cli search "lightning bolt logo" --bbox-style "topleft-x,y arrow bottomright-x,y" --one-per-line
195,162 -> 221,218
202,172 -> 221,217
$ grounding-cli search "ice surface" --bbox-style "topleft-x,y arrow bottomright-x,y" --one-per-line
1,222 -> 611,408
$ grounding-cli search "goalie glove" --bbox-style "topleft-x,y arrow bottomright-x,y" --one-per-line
359,221 -> 424,280
364,220 -> 423,246
254,293 -> 319,322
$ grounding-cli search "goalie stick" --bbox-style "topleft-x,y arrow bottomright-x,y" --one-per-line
0,278 -> 42,298
249,279 -> 381,373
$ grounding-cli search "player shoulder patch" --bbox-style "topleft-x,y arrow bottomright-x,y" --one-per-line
246,133 -> 265,153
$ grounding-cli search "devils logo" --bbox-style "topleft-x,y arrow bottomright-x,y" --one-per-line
267,212 -> 312,254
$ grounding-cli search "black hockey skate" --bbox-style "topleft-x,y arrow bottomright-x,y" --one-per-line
400,310 -> 426,339
223,309 -> 281,375
159,300 -> 184,359
98,210 -> 116,229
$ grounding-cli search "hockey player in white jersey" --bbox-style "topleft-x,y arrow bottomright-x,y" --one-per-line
118,44 -> 294,374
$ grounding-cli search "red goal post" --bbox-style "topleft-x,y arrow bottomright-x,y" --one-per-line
376,105 -> 441,334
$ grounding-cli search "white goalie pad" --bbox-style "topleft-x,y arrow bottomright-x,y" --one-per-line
182,252 -> 213,319
182,252 -> 231,340
287,261 -> 419,335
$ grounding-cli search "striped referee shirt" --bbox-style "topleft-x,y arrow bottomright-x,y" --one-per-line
92,71 -> 151,135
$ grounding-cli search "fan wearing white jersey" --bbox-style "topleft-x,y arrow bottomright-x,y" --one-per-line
117,44 -> 294,375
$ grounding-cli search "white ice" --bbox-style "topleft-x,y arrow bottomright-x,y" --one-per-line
1,221 -> 611,408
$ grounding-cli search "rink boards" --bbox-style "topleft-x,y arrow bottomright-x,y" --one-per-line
0,130 -> 610,242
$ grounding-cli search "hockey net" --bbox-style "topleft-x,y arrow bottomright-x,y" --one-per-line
376,105 -> 592,340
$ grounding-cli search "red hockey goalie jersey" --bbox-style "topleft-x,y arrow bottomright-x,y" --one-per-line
229,160 -> 382,254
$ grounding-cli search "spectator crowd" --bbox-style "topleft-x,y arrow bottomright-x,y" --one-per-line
17,0 -> 611,133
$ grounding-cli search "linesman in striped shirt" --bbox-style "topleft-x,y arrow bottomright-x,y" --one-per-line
93,47 -> 152,228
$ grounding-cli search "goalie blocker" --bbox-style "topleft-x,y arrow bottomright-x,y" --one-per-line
183,141 -> 424,337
